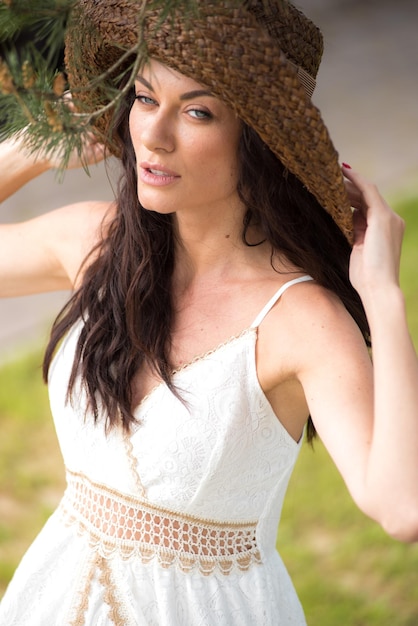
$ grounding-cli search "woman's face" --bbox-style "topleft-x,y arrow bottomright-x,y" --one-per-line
129,60 -> 243,220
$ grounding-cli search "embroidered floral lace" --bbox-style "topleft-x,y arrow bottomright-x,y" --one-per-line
60,470 -> 261,576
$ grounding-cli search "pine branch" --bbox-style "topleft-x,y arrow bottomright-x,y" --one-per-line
0,0 -> 216,170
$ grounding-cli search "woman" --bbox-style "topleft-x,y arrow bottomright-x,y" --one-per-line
0,1 -> 417,624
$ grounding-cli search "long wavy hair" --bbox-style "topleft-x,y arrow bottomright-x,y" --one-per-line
43,87 -> 370,441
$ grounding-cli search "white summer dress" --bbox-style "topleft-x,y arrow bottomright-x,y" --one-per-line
0,275 -> 313,625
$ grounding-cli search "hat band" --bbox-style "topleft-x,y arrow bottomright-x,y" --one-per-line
289,62 -> 316,98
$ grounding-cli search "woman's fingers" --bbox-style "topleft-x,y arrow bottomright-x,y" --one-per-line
342,164 -> 403,233
342,164 -> 406,295
73,132 -> 106,169
344,179 -> 363,210
48,131 -> 106,170
343,165 -> 385,212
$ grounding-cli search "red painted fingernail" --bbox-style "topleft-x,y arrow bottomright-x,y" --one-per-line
342,162 -> 352,169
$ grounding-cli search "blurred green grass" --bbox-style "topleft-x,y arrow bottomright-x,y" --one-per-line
397,194 -> 418,345
280,441 -> 418,625
0,350 -> 65,595
1,194 -> 418,622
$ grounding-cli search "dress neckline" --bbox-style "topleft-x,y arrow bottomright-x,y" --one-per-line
132,275 -> 313,415
132,327 -> 303,448
133,326 -> 255,413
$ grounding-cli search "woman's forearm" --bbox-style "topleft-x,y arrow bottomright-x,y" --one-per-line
364,285 -> 418,540
0,136 -> 50,203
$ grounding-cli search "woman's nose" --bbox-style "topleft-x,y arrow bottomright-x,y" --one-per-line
140,111 -> 175,153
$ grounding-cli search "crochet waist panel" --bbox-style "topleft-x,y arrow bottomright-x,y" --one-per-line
58,469 -> 262,576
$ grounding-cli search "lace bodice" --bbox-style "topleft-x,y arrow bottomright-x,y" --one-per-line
48,283 -> 307,516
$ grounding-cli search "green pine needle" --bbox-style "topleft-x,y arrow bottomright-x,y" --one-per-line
0,0 -> 236,170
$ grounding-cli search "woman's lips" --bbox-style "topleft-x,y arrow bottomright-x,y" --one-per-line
139,162 -> 180,186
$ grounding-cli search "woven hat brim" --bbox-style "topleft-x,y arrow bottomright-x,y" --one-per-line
66,0 -> 353,241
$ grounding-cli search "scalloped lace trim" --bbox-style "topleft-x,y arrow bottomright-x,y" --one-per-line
68,553 -> 98,626
171,327 -> 254,376
59,470 -> 262,576
97,557 -> 130,625
132,327 -> 255,413
123,431 -> 147,498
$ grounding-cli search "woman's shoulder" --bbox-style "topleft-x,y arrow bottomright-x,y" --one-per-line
277,279 -> 362,349
257,278 -> 366,381
52,198 -> 115,225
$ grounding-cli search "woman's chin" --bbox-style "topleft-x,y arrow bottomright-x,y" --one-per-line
136,191 -> 162,211
137,198 -> 175,216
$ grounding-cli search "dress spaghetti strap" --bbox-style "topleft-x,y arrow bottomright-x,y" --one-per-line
250,275 -> 313,328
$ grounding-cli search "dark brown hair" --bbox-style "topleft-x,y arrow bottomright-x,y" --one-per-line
43,88 -> 369,441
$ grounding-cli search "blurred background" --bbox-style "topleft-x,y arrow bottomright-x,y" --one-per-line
1,0 -> 417,360
1,0 -> 418,623
1,0 -> 418,360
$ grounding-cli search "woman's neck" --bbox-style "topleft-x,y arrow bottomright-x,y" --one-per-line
172,216 -> 270,293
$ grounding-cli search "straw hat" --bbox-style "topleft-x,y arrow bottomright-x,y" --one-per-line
65,0 -> 353,241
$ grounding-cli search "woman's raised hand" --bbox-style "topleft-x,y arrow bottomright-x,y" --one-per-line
46,130 -> 106,171
46,92 -> 106,170
343,165 -> 405,302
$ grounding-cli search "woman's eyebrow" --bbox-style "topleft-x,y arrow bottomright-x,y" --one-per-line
135,75 -> 213,101
179,89 -> 214,101
135,75 -> 154,91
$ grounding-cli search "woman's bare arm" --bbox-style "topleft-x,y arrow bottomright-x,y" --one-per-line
0,200 -> 112,296
298,169 -> 418,542
0,132 -> 105,203
0,136 -> 50,203
261,167 -> 418,543
0,133 -> 110,297
343,167 -> 418,540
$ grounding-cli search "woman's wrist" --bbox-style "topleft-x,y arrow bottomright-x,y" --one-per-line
362,283 -> 406,331
0,135 -> 51,203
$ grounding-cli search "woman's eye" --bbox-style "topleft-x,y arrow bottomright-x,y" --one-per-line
135,95 -> 156,105
188,108 -> 212,120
